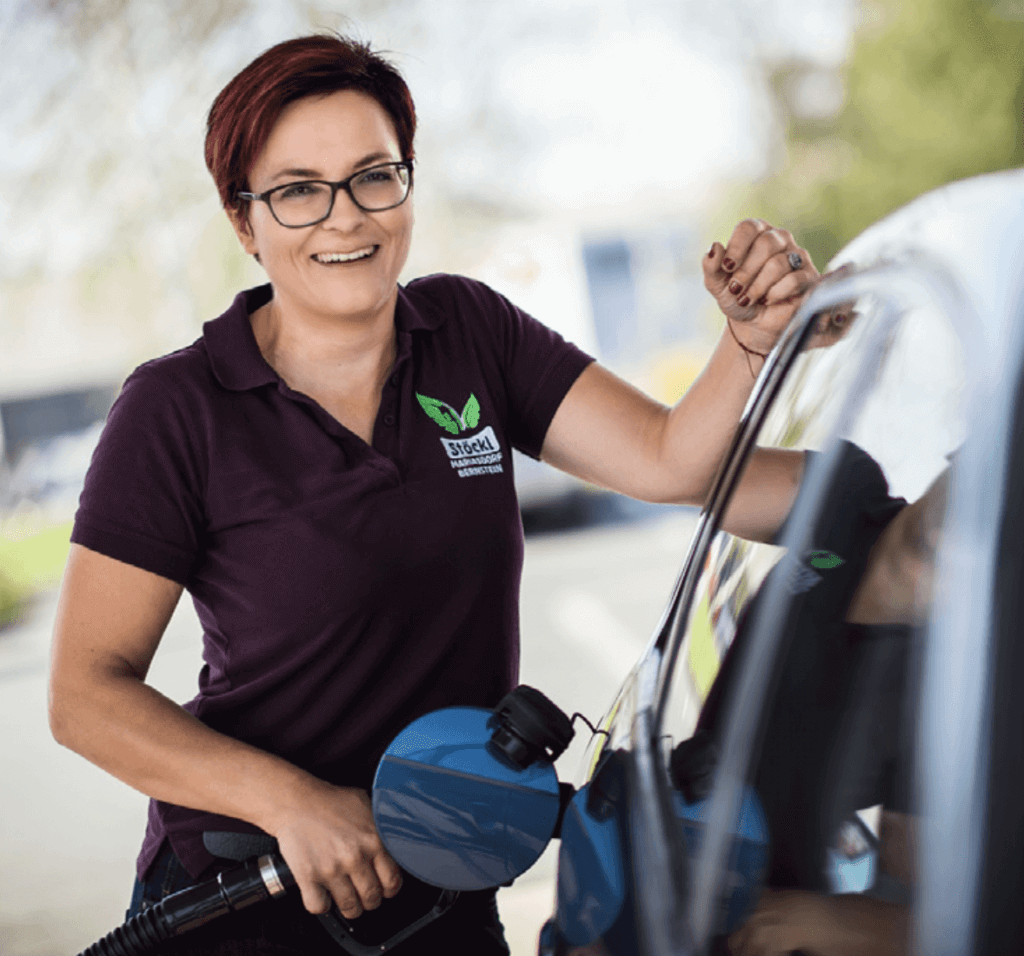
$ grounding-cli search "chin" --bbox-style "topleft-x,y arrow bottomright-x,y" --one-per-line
316,284 -> 395,321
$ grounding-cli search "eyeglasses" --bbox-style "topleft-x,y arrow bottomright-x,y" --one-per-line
238,161 -> 413,228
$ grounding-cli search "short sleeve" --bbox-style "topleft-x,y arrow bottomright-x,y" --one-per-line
495,291 -> 594,458
432,277 -> 594,459
72,362 -> 208,585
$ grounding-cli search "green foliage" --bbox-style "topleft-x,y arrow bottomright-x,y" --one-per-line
733,0 -> 1024,271
0,568 -> 23,630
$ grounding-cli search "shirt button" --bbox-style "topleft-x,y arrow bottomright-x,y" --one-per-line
390,374 -> 399,387
384,413 -> 396,426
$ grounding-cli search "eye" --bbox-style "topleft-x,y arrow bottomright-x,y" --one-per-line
356,165 -> 399,185
278,181 -> 325,200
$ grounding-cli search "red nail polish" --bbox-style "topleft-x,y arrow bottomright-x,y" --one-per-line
707,245 -> 716,258
738,295 -> 751,308
729,281 -> 743,295
723,258 -> 736,271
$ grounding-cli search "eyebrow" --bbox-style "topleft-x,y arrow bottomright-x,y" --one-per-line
267,152 -> 397,184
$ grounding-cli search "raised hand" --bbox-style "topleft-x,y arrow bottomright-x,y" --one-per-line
703,218 -> 819,358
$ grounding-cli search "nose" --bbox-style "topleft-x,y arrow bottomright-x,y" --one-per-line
322,185 -> 367,230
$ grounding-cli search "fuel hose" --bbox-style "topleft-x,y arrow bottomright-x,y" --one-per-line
76,853 -> 294,956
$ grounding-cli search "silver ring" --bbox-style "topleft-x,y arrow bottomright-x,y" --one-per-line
787,252 -> 804,271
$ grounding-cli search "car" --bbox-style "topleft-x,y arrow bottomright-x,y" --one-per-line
532,166 -> 1024,955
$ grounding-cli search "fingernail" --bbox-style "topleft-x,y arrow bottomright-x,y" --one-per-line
707,245 -> 716,258
834,312 -> 848,325
728,281 -> 743,296
738,295 -> 751,307
723,258 -> 736,272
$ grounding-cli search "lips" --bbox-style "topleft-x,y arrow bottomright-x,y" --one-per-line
312,246 -> 378,263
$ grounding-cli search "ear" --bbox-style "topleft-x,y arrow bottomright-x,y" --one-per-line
228,206 -> 259,258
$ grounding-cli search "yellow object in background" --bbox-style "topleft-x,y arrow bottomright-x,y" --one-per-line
687,591 -> 721,702
0,520 -> 73,592
647,347 -> 710,406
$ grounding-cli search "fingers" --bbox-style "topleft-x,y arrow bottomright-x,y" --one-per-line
731,233 -> 813,307
720,218 -> 772,277
702,240 -> 730,295
292,855 -> 384,919
762,269 -> 815,306
708,219 -> 816,310
273,783 -> 401,921
344,854 -> 386,917
375,851 -> 404,899
326,872 -> 366,920
296,879 -> 335,917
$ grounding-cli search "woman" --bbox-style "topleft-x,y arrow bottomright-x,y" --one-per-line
48,34 -> 817,955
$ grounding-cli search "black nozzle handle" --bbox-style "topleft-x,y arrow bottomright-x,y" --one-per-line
76,853 -> 296,956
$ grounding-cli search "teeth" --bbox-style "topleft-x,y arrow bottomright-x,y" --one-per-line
314,247 -> 375,263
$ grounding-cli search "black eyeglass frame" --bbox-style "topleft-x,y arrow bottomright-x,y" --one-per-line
237,161 -> 414,228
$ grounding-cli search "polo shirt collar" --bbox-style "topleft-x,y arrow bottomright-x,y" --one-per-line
203,285 -> 277,392
395,282 -> 447,333
203,282 -> 447,392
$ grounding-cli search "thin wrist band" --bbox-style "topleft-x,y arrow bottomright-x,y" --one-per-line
727,319 -> 769,380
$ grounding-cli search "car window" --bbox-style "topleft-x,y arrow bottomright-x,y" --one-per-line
658,269 -> 966,950
659,280 -> 964,747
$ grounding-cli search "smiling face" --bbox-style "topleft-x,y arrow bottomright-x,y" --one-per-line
234,89 -> 414,327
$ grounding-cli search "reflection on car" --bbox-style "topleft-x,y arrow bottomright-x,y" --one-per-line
538,169 -> 1024,956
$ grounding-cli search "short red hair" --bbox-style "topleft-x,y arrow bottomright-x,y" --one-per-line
205,34 -> 416,218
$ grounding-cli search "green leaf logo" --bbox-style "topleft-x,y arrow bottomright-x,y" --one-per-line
808,550 -> 844,570
416,391 -> 485,434
416,393 -> 461,434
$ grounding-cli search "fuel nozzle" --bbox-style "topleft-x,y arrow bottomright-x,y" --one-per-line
76,854 -> 294,956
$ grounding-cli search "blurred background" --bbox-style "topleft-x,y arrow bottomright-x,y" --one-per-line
1,0 -> 1022,953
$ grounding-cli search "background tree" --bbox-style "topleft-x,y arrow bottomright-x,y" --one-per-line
725,0 -> 1024,271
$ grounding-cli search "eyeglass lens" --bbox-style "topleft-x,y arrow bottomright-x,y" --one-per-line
270,164 -> 410,226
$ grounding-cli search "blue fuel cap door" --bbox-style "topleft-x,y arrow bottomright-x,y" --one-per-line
372,706 -> 562,890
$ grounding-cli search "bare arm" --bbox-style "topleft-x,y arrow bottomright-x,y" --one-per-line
49,544 -> 400,919
847,469 -> 950,625
728,889 -> 911,956
728,808 -> 916,956
542,219 -> 813,536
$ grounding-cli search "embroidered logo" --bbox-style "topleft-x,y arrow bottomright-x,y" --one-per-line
415,392 -> 480,435
808,550 -> 845,570
785,550 -> 845,594
416,391 -> 504,478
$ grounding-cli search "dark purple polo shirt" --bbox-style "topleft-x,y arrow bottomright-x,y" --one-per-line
71,275 -> 593,879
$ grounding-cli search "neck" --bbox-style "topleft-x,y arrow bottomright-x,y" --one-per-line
251,286 -> 399,391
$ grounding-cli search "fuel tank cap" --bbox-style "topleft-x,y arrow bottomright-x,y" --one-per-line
372,706 -> 562,890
